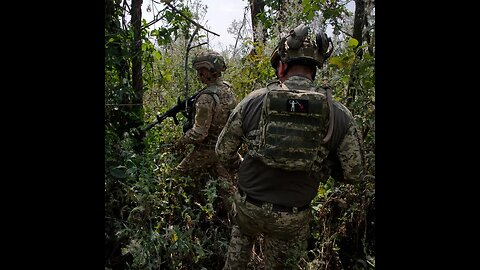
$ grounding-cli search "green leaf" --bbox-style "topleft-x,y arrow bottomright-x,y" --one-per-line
348,38 -> 359,48
329,56 -> 344,68
318,186 -> 326,197
110,166 -> 126,178
153,51 -> 161,60
307,10 -> 315,20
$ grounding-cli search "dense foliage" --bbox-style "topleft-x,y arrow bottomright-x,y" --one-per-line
105,0 -> 374,269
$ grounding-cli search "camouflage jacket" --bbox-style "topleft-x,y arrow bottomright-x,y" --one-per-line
182,78 -> 237,148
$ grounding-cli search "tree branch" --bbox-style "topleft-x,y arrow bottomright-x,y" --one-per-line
185,26 -> 201,100
164,2 -> 220,36
233,7 -> 248,58
142,6 -> 168,30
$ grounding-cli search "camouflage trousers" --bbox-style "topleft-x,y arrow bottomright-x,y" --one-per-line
223,189 -> 312,270
175,146 -> 231,180
174,146 -> 235,214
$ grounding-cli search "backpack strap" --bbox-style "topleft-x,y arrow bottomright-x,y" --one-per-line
321,85 -> 334,144
197,85 -> 220,105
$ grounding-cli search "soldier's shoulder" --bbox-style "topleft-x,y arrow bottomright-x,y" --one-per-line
218,81 -> 235,95
247,87 -> 269,100
233,88 -> 265,110
332,100 -> 355,125
201,84 -> 218,93
254,79 -> 280,94
266,80 -> 282,90
196,90 -> 217,104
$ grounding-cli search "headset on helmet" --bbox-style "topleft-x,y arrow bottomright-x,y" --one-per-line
192,50 -> 227,74
270,24 -> 333,69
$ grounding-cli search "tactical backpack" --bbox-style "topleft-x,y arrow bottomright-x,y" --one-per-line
247,82 -> 333,172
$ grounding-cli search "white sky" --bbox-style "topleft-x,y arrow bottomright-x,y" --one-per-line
142,0 -> 248,51
199,0 -> 249,51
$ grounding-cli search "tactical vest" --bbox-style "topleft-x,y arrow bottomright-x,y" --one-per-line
196,86 -> 220,106
207,82 -> 236,140
246,82 -> 330,172
191,82 -> 236,148
183,86 -> 219,133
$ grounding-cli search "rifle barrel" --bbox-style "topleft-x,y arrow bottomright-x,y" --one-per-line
142,91 -> 200,132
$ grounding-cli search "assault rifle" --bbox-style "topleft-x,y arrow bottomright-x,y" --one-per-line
143,25 -> 209,134
142,92 -> 200,133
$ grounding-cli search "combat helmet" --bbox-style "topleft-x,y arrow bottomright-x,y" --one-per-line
270,24 -> 333,69
192,50 -> 227,74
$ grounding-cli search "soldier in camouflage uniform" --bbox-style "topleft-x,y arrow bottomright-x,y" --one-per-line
174,50 -> 238,184
215,24 -> 365,269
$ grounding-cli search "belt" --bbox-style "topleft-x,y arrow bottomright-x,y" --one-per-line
238,188 -> 310,213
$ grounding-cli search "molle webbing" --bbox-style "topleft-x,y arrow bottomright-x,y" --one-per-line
265,127 -> 320,148
263,147 -> 316,160
268,114 -> 323,126
248,83 -> 330,171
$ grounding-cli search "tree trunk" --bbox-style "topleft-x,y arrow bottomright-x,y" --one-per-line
131,0 -> 143,110
129,0 -> 145,151
249,0 -> 266,55
364,0 -> 375,56
346,0 -> 366,107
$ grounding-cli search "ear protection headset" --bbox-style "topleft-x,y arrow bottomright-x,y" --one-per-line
271,24 -> 334,69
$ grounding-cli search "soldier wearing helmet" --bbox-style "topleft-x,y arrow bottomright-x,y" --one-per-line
174,50 -> 238,203
216,24 -> 365,269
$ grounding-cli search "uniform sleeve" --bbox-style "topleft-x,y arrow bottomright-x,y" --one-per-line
215,104 -> 244,170
336,119 -> 365,183
182,93 -> 215,144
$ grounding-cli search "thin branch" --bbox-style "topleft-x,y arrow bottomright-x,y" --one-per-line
121,0 -> 130,31
142,6 -> 168,30
330,21 -> 353,38
185,26 -> 201,100
189,42 -> 208,50
164,2 -> 220,36
337,27 -> 353,38
233,7 -> 248,58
